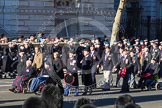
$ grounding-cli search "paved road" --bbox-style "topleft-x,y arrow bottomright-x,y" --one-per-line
0,74 -> 162,108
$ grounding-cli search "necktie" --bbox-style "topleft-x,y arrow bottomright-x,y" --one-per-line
105,53 -> 108,61
91,52 -> 94,57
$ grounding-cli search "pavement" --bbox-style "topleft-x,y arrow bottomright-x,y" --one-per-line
0,74 -> 162,108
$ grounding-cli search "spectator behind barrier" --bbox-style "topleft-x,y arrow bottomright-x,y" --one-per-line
114,94 -> 135,108
41,84 -> 63,108
22,96 -> 48,108
74,98 -> 92,108
80,104 -> 96,108
124,103 -> 141,108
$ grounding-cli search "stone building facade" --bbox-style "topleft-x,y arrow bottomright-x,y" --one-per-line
0,0 -> 115,38
116,0 -> 162,40
140,0 -> 160,18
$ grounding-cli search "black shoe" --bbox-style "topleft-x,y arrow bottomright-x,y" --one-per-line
88,91 -> 92,95
102,88 -> 110,91
114,85 -> 117,88
9,88 -> 15,92
64,94 -> 69,96
114,85 -> 120,88
120,90 -> 126,93
14,89 -> 21,93
120,90 -> 129,93
133,85 -> 138,89
82,92 -> 87,95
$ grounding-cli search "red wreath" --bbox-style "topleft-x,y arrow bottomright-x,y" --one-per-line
119,67 -> 127,78
64,72 -> 75,85
142,72 -> 152,78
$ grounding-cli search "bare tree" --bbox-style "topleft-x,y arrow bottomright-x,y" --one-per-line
110,0 -> 127,46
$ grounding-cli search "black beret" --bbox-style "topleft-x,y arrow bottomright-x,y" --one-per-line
19,49 -> 25,52
69,50 -> 75,54
83,47 -> 90,52
45,61 -> 50,65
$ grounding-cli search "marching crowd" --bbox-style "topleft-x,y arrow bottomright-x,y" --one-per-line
0,33 -> 162,96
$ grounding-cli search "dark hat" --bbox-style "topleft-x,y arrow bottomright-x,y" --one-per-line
8,42 -> 12,44
123,39 -> 127,42
12,40 -> 17,42
150,40 -> 154,43
91,39 -> 95,43
24,40 -> 29,44
44,61 -> 50,65
133,44 -> 138,46
113,40 -> 117,43
105,46 -> 111,49
30,34 -> 36,37
160,41 -> 162,44
38,32 -> 44,35
124,49 -> 128,51
130,50 -> 135,53
69,50 -> 75,54
144,39 -> 148,42
19,49 -> 25,52
104,41 -> 109,46
154,39 -> 158,42
140,40 -> 144,42
127,42 -> 131,45
79,39 -> 85,44
151,58 -> 156,61
19,43 -> 24,47
129,45 -> 133,48
90,44 -> 95,47
135,39 -> 139,42
104,41 -> 109,44
117,41 -> 121,44
83,46 -> 90,52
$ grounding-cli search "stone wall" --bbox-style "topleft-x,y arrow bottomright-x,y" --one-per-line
0,0 -> 19,36
77,0 -> 115,37
0,0 -> 115,37
16,0 -> 55,37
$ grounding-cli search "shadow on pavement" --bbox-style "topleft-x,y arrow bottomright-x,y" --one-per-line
93,94 -> 162,107
0,99 -> 24,104
0,94 -> 162,108
0,105 -> 22,108
64,92 -> 162,108
83,89 -> 142,96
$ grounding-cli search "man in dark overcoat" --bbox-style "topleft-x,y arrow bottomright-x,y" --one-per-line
81,47 -> 93,95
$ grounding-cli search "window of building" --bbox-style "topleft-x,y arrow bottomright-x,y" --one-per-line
55,0 -> 75,8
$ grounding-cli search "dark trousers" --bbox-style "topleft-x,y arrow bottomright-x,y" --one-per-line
121,74 -> 129,92
82,74 -> 92,92
159,62 -> 162,78
116,70 -> 121,86
91,65 -> 97,88
82,74 -> 92,86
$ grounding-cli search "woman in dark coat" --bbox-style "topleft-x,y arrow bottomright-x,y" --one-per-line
52,52 -> 64,79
